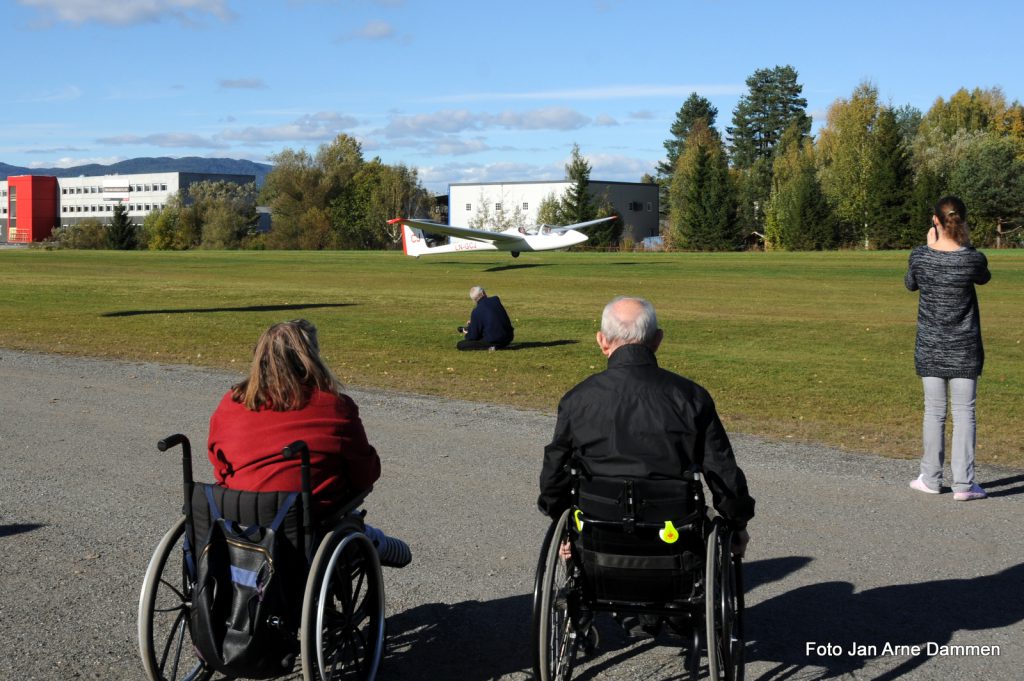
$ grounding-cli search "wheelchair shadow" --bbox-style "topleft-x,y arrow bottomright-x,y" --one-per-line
745,562 -> 1024,680
383,594 -> 534,679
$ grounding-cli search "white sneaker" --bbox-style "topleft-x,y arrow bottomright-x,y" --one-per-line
909,475 -> 940,494
953,483 -> 987,501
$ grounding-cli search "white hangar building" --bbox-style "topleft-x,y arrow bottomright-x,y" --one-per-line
448,180 -> 660,241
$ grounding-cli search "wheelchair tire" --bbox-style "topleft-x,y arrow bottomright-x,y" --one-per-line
300,527 -> 385,681
138,516 -> 212,681
705,520 -> 745,681
532,509 -> 580,681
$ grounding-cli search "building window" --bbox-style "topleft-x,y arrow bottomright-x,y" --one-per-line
495,203 -> 502,211
62,188 -> 67,195
523,202 -> 529,210
145,204 -> 151,211
160,183 -> 167,191
145,184 -> 151,191
646,202 -> 653,211
466,203 -> 471,211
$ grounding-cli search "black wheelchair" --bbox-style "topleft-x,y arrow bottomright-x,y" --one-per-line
138,434 -> 386,681
532,466 -> 745,681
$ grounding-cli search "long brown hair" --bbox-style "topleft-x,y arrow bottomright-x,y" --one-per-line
231,319 -> 343,411
934,195 -> 969,246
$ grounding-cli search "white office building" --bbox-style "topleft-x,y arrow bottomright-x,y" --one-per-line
448,180 -> 660,241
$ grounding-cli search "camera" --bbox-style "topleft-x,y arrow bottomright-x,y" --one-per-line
457,326 -> 467,334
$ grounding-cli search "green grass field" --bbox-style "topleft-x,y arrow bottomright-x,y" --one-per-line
2,247 -> 1021,467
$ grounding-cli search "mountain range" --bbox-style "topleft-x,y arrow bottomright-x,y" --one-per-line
0,157 -> 273,186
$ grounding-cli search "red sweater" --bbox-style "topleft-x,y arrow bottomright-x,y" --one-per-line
207,389 -> 381,510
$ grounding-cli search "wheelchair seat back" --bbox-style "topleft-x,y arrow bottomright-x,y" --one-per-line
575,476 -> 705,604
186,484 -> 316,678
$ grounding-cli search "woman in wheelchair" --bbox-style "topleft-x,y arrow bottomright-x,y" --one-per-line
207,318 -> 410,568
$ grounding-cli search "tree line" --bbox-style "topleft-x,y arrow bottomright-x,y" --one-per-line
51,66 -> 1024,251
654,66 -> 1024,250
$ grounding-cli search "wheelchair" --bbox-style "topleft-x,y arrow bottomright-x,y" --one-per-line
138,434 -> 386,681
532,465 -> 745,681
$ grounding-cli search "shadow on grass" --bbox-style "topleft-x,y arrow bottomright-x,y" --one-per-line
503,340 -> 579,351
101,303 -> 355,318
983,473 -> 1024,498
484,263 -> 552,272
0,523 -> 45,538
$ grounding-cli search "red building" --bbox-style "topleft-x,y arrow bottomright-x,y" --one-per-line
7,175 -> 58,243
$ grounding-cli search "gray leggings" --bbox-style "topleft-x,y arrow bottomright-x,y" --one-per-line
920,376 -> 977,493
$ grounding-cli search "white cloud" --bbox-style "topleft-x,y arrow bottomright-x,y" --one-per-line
594,114 -> 619,127
16,85 -> 82,103
584,153 -> 657,181
219,78 -> 268,90
629,110 -> 655,120
96,132 -> 227,149
431,137 -> 490,156
28,155 -> 125,168
21,145 -> 90,154
427,83 -> 745,103
356,20 -> 394,39
18,0 -> 234,26
382,106 -> 590,139
219,112 -> 358,143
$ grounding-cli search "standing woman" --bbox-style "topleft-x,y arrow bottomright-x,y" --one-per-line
905,196 -> 991,500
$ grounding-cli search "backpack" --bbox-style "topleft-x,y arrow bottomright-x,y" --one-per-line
189,486 -> 300,678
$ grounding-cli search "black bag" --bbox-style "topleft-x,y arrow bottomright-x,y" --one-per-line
189,486 -> 299,678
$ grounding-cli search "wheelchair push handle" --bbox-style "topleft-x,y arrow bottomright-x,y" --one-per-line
158,433 -> 195,527
282,440 -> 314,560
158,433 -> 191,454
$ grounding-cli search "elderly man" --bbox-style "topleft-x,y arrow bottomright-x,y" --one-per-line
538,296 -> 753,554
457,286 -> 514,351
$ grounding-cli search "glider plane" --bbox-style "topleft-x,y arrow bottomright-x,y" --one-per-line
388,216 -> 617,258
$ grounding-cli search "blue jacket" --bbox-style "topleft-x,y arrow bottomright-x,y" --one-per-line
466,295 -> 514,344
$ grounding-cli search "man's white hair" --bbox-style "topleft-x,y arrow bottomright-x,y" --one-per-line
469,286 -> 486,301
601,296 -> 658,344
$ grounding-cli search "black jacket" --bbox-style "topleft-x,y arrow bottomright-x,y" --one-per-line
466,295 -> 514,344
538,343 -> 755,529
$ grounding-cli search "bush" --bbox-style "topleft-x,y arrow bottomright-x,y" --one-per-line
53,220 -> 109,249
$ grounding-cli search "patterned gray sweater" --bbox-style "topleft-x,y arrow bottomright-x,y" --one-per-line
905,245 -> 991,378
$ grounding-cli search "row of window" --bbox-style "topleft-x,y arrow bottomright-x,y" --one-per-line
466,202 -> 531,212
60,183 -> 168,195
462,200 -> 654,213
60,204 -> 164,214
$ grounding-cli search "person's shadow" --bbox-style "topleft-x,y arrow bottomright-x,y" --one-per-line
746,562 -> 1024,680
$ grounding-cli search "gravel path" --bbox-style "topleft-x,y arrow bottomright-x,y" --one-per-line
0,349 -> 1020,680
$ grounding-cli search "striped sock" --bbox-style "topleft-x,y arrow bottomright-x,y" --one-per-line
363,524 -> 412,568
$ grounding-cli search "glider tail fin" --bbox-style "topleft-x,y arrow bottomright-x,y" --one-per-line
390,218 -> 430,257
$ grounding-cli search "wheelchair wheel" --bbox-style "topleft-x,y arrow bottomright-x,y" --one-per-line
300,528 -> 385,681
532,509 -> 580,681
138,516 -> 212,681
705,520 -> 745,681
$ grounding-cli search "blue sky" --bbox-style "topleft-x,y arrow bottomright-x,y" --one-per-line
3,0 -> 1023,193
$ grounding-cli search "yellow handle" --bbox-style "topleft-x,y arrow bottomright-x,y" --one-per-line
659,520 -> 679,544
573,509 -> 585,532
